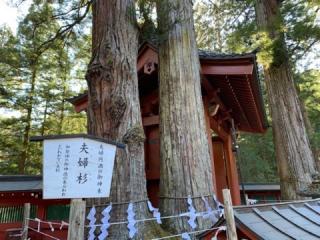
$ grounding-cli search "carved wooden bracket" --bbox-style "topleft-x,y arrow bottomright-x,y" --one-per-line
144,61 -> 156,75
209,104 -> 220,117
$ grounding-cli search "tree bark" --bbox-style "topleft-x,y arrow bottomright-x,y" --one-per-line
41,94 -> 49,136
85,1 -> 163,239
255,0 -> 316,200
157,0 -> 215,233
58,59 -> 68,135
296,84 -> 320,170
58,83 -> 66,135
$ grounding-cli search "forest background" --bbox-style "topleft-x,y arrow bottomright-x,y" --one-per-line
0,0 -> 319,183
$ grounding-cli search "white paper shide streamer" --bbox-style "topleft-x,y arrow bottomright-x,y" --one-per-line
60,220 -> 68,230
48,222 -> 54,232
213,194 -> 224,217
127,203 -> 137,238
181,232 -> 191,240
98,204 -> 112,240
87,207 -> 96,240
247,198 -> 258,205
25,195 -> 229,240
180,196 -> 198,229
35,218 -> 41,232
201,196 -> 219,224
211,226 -> 227,240
147,200 -> 162,224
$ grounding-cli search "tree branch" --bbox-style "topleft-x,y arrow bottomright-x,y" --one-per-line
37,0 -> 92,54
294,39 -> 319,62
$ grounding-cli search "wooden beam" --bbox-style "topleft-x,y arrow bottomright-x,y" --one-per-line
202,76 -> 233,123
202,77 -> 227,110
201,64 -> 253,75
221,114 -> 232,122
208,104 -> 220,116
209,117 -> 229,141
142,115 -> 159,126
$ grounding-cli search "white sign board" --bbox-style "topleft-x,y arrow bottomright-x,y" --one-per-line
43,137 -> 116,199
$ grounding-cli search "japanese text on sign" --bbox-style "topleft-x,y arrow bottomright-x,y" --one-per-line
43,138 -> 116,199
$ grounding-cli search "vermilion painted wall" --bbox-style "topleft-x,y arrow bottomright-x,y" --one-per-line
0,192 -> 69,240
141,94 -> 241,207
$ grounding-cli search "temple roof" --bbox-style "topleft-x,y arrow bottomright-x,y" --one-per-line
138,42 -> 268,133
198,49 -> 257,60
0,175 -> 42,192
199,198 -> 320,240
69,42 -> 268,133
233,199 -> 320,239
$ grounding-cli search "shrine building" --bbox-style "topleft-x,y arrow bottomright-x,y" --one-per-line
69,42 -> 268,207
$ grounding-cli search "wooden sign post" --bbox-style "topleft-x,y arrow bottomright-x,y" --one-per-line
67,199 -> 86,240
21,203 -> 30,240
223,189 -> 238,240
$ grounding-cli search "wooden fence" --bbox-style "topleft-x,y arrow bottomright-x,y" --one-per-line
0,205 -> 37,224
0,203 -> 69,240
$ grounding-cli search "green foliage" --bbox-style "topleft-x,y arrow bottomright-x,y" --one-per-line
282,0 -> 320,62
296,70 -> 320,158
194,0 -> 256,52
0,0 -> 89,174
194,0 -> 320,183
1,0 -> 319,183
225,0 -> 320,67
238,130 -> 279,183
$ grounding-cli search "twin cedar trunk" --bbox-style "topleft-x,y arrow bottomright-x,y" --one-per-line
157,0 -> 214,232
86,0 -> 214,238
85,1 -> 158,239
255,0 -> 316,199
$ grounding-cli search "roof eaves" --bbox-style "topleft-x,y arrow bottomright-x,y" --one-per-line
0,175 -> 42,181
67,91 -> 88,104
198,49 -> 256,60
251,54 -> 269,130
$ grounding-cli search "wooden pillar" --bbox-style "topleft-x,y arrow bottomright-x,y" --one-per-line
224,135 -> 241,205
212,138 -> 228,202
36,202 -> 46,219
21,203 -> 30,240
203,97 -> 217,193
223,189 -> 238,240
68,199 -> 85,240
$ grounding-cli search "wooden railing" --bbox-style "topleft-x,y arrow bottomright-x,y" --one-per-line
0,204 -> 68,240
0,205 -> 37,224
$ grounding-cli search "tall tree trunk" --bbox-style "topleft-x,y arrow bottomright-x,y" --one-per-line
157,0 -> 214,233
85,1 -> 163,239
213,2 -> 223,51
58,51 -> 68,135
20,65 -> 37,174
41,95 -> 49,136
296,84 -> 320,169
255,0 -> 316,200
58,75 -> 67,135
